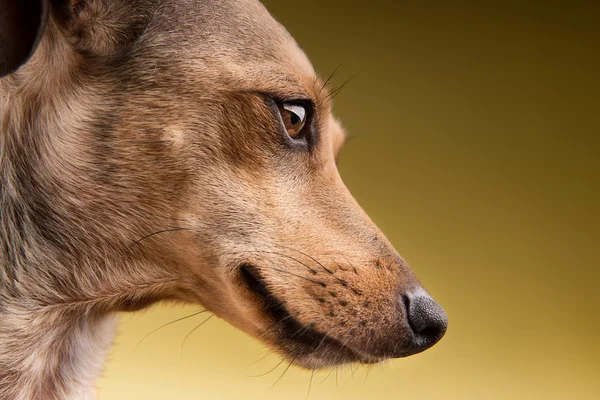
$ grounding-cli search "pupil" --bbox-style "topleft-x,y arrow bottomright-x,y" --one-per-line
290,113 -> 300,125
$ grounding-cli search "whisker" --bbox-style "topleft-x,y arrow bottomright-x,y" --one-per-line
322,65 -> 341,91
132,227 -> 191,246
251,348 -> 275,364
327,74 -> 357,100
275,244 -> 334,275
306,369 -> 316,400
345,134 -> 367,143
272,246 -> 362,294
350,364 -> 357,379
180,313 -> 214,354
133,309 -> 208,354
226,250 -> 317,274
266,252 -> 317,275
315,327 -> 337,353
248,358 -> 286,378
332,260 -> 348,272
341,254 -> 358,274
289,316 -> 326,340
277,245 -> 363,293
364,364 -> 374,383
320,369 -> 334,384
260,266 -> 326,287
339,335 -> 354,356
276,253 -> 319,275
226,249 -> 359,291
270,358 -> 296,390
256,314 -> 294,338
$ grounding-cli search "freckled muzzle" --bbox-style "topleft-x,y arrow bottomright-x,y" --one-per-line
239,258 -> 447,366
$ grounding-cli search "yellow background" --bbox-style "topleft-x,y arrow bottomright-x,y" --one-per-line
97,1 -> 600,399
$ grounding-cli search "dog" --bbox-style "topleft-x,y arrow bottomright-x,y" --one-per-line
0,0 -> 448,398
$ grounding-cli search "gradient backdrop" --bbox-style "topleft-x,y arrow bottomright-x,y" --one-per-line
97,1 -> 600,399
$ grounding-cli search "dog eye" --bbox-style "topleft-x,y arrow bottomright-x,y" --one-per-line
278,103 -> 306,138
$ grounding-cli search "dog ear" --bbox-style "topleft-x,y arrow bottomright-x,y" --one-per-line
0,0 -> 49,77
0,1 -> 154,76
53,0 -> 155,57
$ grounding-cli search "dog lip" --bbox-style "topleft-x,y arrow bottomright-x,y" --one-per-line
239,264 -> 371,364
239,264 -> 325,344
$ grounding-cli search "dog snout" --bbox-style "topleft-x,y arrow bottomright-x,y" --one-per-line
402,292 -> 448,353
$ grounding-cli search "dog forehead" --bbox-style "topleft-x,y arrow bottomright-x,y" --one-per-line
152,0 -> 315,89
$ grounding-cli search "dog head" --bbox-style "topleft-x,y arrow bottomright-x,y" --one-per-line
0,0 -> 447,369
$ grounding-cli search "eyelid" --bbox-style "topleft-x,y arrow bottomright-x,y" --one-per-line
272,92 -> 313,103
259,93 -> 319,151
256,91 -> 314,110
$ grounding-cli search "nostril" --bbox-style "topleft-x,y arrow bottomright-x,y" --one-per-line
404,294 -> 448,348
402,294 -> 410,312
419,325 -> 442,340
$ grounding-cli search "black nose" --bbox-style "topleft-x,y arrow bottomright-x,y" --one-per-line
405,293 -> 448,349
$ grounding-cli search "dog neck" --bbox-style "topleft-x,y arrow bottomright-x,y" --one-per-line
0,250 -> 178,399
0,180 -> 183,399
0,81 -> 177,399
0,306 -> 117,400
0,19 -> 203,396
0,208 -> 177,399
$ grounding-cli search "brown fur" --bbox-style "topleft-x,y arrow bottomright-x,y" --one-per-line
0,1 -> 446,398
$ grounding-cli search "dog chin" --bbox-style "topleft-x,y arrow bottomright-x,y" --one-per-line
276,340 -> 387,370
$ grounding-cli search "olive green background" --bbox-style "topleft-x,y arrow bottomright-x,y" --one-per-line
97,1 -> 600,399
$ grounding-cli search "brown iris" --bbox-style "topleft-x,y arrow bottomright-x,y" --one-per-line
278,103 -> 307,138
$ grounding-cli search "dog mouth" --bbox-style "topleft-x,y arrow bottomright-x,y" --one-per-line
239,264 -> 379,367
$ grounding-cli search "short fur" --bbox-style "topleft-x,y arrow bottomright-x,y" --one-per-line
0,1 -> 447,398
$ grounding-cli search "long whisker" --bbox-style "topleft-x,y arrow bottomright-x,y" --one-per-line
226,249 -> 359,292
275,244 -> 334,274
270,358 -> 296,390
133,309 -> 208,353
225,250 -> 317,274
180,313 -> 214,354
315,327 -> 337,353
275,245 -> 363,294
260,266 -> 326,287
345,134 -> 367,144
276,253 -> 318,275
320,369 -> 334,384
322,65 -> 341,91
256,314 -> 294,338
250,348 -> 276,365
248,358 -> 286,378
289,316 -> 326,340
306,369 -> 316,400
364,364 -> 374,383
327,74 -> 357,100
271,245 -> 363,294
132,226 -> 191,246
350,364 -> 357,379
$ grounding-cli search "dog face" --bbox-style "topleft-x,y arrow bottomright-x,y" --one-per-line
0,0 -> 446,369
